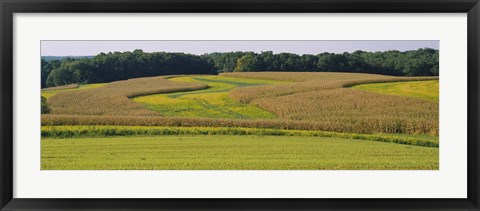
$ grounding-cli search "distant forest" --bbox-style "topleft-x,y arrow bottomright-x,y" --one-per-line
41,48 -> 439,88
42,56 -> 93,62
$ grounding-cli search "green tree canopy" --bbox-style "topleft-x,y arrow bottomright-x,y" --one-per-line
41,48 -> 439,88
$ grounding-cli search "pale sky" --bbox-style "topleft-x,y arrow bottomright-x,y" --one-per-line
41,40 -> 439,56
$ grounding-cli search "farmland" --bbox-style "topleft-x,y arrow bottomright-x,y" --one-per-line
41,126 -> 439,147
45,76 -> 207,116
224,72 -> 438,135
42,135 -> 438,170
133,76 -> 285,119
41,83 -> 106,99
41,72 -> 439,170
352,80 -> 439,102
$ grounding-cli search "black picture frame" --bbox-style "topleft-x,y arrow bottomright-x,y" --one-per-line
1,0 -> 479,210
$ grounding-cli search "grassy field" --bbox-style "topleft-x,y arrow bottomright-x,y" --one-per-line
42,135 -> 439,170
133,76 -> 284,119
352,80 -> 439,102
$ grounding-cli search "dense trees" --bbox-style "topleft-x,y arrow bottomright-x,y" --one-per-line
41,59 -> 61,88
204,49 -> 438,76
234,54 -> 258,72
201,52 -> 245,73
218,49 -> 439,76
41,48 -> 439,87
42,50 -> 215,87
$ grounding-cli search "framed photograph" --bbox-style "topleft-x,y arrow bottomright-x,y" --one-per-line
1,0 -> 479,210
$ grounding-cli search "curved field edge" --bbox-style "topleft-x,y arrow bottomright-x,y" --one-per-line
222,72 -> 438,103
42,135 -> 438,170
132,76 -> 285,119
41,125 -> 439,148
42,84 -> 79,91
46,76 -> 208,116
41,83 -> 107,99
351,80 -> 439,102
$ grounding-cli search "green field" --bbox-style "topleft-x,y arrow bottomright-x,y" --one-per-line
42,135 -> 439,170
352,80 -> 439,102
133,76 -> 285,119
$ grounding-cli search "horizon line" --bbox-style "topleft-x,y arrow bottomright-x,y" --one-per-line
41,47 -> 438,57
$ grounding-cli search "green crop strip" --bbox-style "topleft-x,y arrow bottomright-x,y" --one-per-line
352,80 -> 439,102
41,125 -> 438,148
133,76 -> 285,119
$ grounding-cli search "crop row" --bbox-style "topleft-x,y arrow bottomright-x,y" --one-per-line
41,125 -> 438,147
42,114 -> 436,136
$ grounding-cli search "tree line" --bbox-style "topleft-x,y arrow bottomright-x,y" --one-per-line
42,48 -> 439,88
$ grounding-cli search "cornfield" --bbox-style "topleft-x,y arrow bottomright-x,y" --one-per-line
222,72 -> 438,103
222,72 -> 439,135
47,76 -> 207,116
44,72 -> 439,135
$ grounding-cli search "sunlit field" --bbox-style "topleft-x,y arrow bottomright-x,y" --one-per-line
133,76 -> 285,119
352,80 -> 439,102
41,83 -> 107,99
224,72 -> 438,135
42,135 -> 439,170
41,72 -> 439,170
